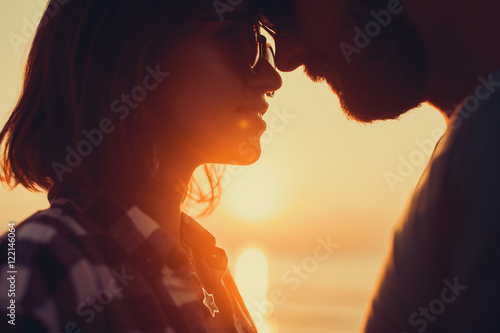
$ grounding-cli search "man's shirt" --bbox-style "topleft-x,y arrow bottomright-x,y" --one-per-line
364,68 -> 500,332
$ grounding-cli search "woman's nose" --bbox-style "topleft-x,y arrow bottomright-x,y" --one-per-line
250,59 -> 283,97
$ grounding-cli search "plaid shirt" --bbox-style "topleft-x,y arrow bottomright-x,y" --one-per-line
0,192 -> 257,333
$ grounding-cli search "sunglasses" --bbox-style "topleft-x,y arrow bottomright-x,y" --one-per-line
251,23 -> 276,71
249,0 -> 297,38
202,15 -> 276,73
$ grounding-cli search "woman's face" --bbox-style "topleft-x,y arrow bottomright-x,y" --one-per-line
146,16 -> 282,168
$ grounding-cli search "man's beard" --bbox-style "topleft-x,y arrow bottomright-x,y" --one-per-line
303,2 -> 429,123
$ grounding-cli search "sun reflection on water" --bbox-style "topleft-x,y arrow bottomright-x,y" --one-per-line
235,247 -> 273,333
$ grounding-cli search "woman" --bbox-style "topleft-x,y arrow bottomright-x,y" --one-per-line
0,0 -> 281,332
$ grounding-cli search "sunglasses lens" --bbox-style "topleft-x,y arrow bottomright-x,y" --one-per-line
242,20 -> 276,70
265,43 -> 275,69
240,21 -> 259,69
250,24 -> 260,69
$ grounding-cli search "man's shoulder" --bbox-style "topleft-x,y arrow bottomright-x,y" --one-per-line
441,79 -> 500,186
448,71 -> 500,153
426,72 -> 500,189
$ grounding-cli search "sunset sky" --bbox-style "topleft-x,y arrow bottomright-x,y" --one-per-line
0,2 -> 447,332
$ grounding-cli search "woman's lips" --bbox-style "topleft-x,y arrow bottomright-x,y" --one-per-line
237,104 -> 269,129
237,103 -> 269,116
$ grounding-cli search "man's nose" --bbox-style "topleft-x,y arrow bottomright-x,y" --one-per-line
274,36 -> 306,72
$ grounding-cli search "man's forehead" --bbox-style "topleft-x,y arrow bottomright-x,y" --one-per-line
249,0 -> 295,19
248,0 -> 296,36
249,0 -> 341,26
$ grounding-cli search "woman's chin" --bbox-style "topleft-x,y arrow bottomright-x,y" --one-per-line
235,155 -> 260,166
211,147 -> 262,166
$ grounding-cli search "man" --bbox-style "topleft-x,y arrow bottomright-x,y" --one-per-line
253,0 -> 500,331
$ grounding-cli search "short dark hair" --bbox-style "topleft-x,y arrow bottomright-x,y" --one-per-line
0,0 -> 224,213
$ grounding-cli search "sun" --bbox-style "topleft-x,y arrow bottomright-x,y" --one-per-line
221,166 -> 278,222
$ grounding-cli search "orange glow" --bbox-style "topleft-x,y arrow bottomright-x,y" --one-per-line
0,4 -> 448,332
221,165 -> 278,222
239,120 -> 249,129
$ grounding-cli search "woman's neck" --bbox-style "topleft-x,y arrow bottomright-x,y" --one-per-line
116,165 -> 195,242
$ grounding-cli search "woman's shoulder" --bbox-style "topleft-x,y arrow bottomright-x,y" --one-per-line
0,202 -> 115,332
1,201 -> 89,255
0,202 -> 106,288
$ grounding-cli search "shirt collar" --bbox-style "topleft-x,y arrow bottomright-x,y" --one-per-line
50,190 -> 228,278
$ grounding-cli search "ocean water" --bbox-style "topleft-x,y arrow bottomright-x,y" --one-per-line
233,250 -> 387,333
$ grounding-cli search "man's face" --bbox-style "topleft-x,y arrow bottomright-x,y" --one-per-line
263,0 -> 429,122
